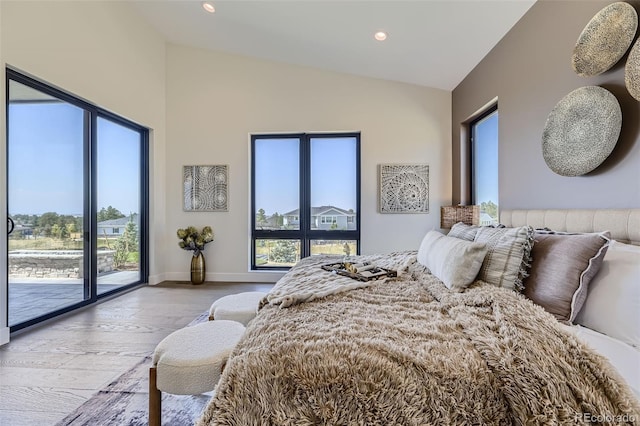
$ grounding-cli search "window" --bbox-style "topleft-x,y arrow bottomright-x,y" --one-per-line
321,216 -> 337,224
470,105 -> 499,226
251,133 -> 360,269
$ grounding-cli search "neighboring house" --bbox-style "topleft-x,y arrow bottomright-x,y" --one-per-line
97,214 -> 139,237
479,212 -> 497,226
11,224 -> 33,238
283,206 -> 356,230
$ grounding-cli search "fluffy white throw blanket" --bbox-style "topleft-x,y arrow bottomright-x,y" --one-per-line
199,253 -> 640,425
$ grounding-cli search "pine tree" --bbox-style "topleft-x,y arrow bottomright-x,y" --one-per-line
114,219 -> 138,268
256,208 -> 267,225
270,240 -> 297,264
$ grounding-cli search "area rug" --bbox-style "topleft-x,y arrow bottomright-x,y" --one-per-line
55,313 -> 211,426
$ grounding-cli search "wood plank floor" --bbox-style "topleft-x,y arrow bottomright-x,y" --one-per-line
0,281 -> 273,426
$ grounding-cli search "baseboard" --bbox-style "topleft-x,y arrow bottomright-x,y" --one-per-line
164,271 -> 284,283
0,326 -> 9,346
209,272 -> 285,283
147,273 -> 167,285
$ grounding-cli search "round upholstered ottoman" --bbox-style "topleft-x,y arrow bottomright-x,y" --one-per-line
148,320 -> 245,426
208,291 -> 267,325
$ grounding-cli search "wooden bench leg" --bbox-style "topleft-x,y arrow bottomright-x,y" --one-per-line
149,367 -> 161,426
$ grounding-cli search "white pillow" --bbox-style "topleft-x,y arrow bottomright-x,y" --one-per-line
561,324 -> 640,399
575,240 -> 640,348
417,230 -> 488,291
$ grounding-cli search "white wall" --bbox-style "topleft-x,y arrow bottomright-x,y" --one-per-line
166,45 -> 451,282
0,1 -> 453,342
0,1 -> 167,343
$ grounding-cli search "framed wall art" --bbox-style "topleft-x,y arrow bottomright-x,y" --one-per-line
378,164 -> 429,214
183,165 -> 229,212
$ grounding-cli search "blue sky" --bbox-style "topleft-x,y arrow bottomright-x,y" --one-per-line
10,98 -> 489,219
10,96 -> 353,219
474,112 -> 499,207
8,101 -> 141,216
96,117 -> 141,217
254,136 -> 357,216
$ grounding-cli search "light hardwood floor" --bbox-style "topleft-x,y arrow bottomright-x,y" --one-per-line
0,281 -> 273,426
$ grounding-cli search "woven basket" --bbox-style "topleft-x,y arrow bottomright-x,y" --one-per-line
440,205 -> 480,228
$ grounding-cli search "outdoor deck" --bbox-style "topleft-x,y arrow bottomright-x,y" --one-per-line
8,271 -> 141,326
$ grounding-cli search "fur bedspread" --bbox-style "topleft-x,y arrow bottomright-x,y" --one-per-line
264,252 -> 415,308
198,254 -> 640,425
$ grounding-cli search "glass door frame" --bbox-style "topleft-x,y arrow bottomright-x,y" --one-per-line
6,68 -> 149,332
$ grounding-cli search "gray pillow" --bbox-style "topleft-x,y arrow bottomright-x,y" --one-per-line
473,225 -> 534,291
447,222 -> 480,241
417,230 -> 488,291
524,231 -> 610,323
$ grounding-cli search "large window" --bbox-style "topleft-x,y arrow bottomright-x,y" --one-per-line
251,133 -> 360,269
470,105 -> 499,225
6,69 -> 148,331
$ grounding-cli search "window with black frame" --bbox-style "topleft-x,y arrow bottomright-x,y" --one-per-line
470,104 -> 499,226
251,133 -> 360,270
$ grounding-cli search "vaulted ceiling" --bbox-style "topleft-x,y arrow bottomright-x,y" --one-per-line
131,0 -> 536,91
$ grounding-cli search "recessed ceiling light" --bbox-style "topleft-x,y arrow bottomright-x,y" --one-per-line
374,31 -> 388,41
202,2 -> 215,13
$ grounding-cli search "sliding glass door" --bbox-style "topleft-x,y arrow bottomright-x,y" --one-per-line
7,79 -> 88,326
6,69 -> 148,331
96,117 -> 143,294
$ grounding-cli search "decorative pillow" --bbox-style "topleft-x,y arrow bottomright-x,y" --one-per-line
574,240 -> 639,347
523,231 -> 610,323
417,230 -> 488,291
473,225 -> 534,291
447,222 -> 480,241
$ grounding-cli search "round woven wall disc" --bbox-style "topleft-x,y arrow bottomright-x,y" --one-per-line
572,2 -> 638,77
625,37 -> 640,100
542,86 -> 621,177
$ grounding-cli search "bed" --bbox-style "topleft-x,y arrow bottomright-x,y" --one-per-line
197,209 -> 640,425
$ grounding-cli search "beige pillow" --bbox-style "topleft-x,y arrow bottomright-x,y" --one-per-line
523,231 -> 610,323
473,225 -> 535,291
417,230 -> 488,291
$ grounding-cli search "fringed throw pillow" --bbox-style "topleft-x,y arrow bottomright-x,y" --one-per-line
473,225 -> 535,292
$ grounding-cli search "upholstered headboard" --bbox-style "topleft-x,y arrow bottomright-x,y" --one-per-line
500,209 -> 640,245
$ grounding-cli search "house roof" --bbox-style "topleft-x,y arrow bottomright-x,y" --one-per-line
283,206 -> 355,216
479,212 -> 497,223
97,214 -> 139,226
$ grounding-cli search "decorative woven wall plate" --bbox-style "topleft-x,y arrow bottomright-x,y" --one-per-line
626,37 -> 640,101
379,164 -> 429,213
542,86 -> 621,177
571,2 -> 637,77
183,165 -> 229,211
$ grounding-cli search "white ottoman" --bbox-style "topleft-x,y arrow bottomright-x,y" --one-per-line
148,320 -> 245,426
208,291 -> 267,325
